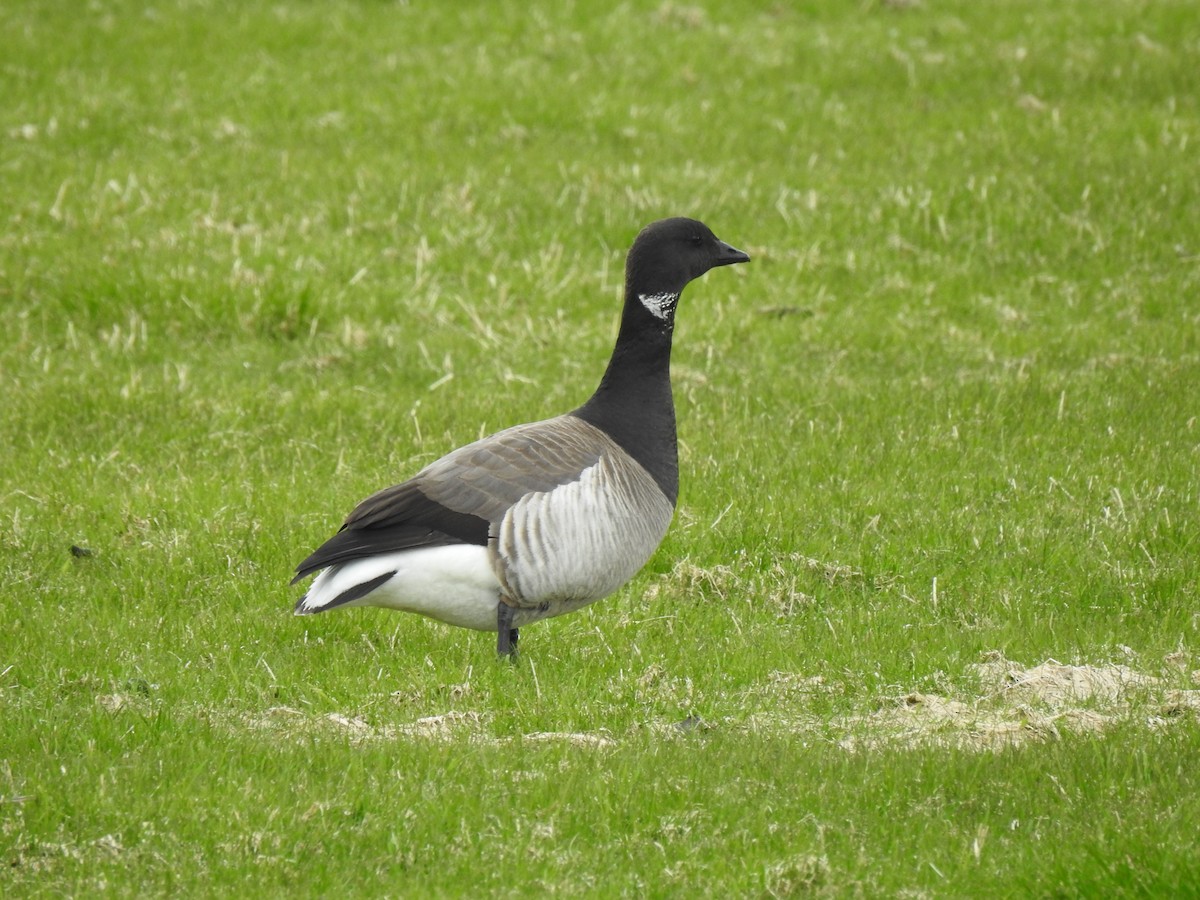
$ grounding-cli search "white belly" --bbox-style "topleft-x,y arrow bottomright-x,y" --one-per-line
300,545 -> 501,631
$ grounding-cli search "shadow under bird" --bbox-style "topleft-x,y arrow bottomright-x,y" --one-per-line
292,217 -> 750,655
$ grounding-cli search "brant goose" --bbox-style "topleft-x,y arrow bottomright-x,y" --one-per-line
293,217 -> 749,655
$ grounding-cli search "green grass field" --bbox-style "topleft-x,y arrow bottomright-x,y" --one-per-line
3,0 -> 1199,895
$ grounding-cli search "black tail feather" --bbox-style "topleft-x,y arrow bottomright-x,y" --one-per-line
294,571 -> 394,615
292,525 -> 474,584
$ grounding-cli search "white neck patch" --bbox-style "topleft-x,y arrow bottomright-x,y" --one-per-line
638,292 -> 679,322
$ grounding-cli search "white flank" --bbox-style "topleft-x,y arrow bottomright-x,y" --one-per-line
296,545 -> 501,631
637,292 -> 679,322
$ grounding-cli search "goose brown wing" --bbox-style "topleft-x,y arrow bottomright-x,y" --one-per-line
292,415 -> 608,582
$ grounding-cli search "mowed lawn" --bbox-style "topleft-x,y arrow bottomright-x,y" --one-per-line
3,0 -> 1199,895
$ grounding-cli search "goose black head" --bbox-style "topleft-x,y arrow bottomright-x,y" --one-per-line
625,217 -> 750,300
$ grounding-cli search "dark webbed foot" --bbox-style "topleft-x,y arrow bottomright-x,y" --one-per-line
497,602 -> 519,658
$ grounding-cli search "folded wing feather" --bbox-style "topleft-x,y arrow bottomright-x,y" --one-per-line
293,415 -> 625,583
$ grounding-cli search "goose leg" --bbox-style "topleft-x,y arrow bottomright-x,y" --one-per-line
497,602 -> 519,658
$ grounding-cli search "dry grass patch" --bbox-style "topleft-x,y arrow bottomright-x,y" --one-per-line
166,652 -> 1200,754
236,706 -> 488,744
644,551 -> 887,618
807,651 -> 1200,752
208,705 -> 619,751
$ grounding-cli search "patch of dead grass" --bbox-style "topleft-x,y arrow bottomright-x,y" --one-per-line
830,692 -> 1116,753
236,707 -> 486,744
180,652 -> 1197,754
644,552 -> 890,618
793,651 -> 1194,752
214,706 -> 619,751
971,651 -> 1159,704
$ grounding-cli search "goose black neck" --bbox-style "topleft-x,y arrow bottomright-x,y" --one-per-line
571,294 -> 679,505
